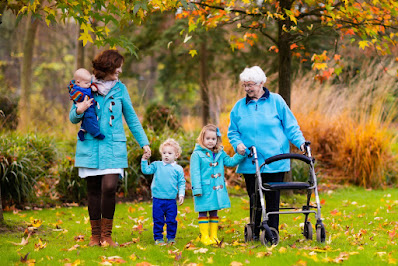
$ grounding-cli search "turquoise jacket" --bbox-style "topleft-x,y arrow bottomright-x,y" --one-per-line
141,160 -> 185,199
190,144 -> 245,212
69,81 -> 149,169
228,88 -> 305,174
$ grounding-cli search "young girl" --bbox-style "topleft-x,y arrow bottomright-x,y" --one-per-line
190,124 -> 245,245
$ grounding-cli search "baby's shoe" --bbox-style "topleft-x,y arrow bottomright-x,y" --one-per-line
78,130 -> 85,141
155,239 -> 166,246
95,133 -> 105,140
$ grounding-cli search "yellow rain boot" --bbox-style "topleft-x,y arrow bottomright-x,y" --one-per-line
209,216 -> 219,244
198,217 -> 212,245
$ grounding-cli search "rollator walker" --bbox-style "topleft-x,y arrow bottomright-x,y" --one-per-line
244,142 -> 326,246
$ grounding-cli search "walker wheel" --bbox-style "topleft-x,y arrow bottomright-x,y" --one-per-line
303,221 -> 313,240
260,226 -> 279,246
244,224 -> 253,242
316,223 -> 326,243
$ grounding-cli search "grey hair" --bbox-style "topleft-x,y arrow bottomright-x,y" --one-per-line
239,66 -> 267,84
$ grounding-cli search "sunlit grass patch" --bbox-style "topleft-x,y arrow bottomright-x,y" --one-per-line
1,187 -> 397,265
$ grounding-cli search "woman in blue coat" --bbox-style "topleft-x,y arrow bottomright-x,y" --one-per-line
69,50 -> 151,247
190,124 -> 245,245
227,66 -> 306,241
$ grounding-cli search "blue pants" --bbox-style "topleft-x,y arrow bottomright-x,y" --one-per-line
81,105 -> 102,138
152,198 -> 177,241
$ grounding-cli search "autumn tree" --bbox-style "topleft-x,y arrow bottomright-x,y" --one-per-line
176,0 -> 398,106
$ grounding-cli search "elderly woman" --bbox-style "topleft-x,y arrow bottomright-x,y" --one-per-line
69,50 -> 151,247
227,66 -> 305,240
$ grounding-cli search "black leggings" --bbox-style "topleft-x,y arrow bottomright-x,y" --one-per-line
86,174 -> 119,220
243,172 -> 284,235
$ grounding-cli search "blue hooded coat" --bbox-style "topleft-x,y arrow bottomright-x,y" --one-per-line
190,144 -> 245,212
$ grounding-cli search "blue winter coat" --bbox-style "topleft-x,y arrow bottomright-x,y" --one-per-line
228,88 -> 305,174
190,144 -> 245,212
69,81 -> 149,169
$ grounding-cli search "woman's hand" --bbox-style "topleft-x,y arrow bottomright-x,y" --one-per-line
75,96 -> 93,115
143,145 -> 151,157
237,143 -> 247,155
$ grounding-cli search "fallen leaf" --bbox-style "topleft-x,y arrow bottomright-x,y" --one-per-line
194,248 -> 208,254
230,262 -> 243,266
129,253 -> 137,261
11,234 -> 30,246
34,238 -> 47,251
256,251 -> 272,258
19,252 -> 30,263
74,235 -> 85,242
136,262 -> 152,266
137,244 -> 146,251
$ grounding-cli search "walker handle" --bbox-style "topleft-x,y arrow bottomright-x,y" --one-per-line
261,153 -> 313,166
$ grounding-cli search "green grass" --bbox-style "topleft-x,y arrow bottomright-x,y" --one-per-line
1,186 -> 397,265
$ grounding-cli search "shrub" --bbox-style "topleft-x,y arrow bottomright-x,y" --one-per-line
124,128 -> 195,199
0,92 -> 19,131
56,156 -> 86,204
0,133 -> 57,206
143,103 -> 181,133
292,59 -> 398,188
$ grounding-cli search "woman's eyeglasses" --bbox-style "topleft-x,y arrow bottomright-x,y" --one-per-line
242,82 -> 257,88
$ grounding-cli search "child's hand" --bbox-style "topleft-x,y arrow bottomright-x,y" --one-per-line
142,153 -> 150,160
178,196 -> 184,205
91,84 -> 98,92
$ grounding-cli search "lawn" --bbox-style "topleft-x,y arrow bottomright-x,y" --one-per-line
0,186 -> 397,265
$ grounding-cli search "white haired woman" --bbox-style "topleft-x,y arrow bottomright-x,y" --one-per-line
227,66 -> 306,240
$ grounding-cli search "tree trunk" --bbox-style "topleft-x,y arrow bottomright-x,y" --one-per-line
20,14 -> 39,112
75,24 -> 85,69
199,36 -> 210,126
0,184 -> 3,222
277,0 -> 293,107
278,0 -> 294,189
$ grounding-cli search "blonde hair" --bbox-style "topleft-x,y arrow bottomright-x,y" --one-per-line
159,138 -> 182,158
197,124 -> 223,153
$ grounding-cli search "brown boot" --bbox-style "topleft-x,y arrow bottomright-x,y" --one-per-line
89,220 -> 101,246
100,218 -> 118,247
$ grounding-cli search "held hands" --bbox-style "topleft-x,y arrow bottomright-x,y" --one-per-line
75,96 -> 93,115
142,145 -> 151,160
178,196 -> 184,205
237,143 -> 247,155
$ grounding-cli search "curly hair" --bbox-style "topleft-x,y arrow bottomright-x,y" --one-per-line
92,50 -> 124,80
159,138 -> 182,158
239,66 -> 267,84
197,124 -> 223,153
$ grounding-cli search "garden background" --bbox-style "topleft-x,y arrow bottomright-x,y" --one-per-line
0,1 -> 397,265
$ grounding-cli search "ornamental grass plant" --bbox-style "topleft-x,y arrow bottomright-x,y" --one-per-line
292,59 -> 398,188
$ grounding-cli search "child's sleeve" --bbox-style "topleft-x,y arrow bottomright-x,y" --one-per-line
190,152 -> 202,196
141,160 -> 157,175
177,166 -> 186,197
222,151 -> 246,167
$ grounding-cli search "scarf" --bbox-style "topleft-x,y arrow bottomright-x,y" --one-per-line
92,76 -> 118,96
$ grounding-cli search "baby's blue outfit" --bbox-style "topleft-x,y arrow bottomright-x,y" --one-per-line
68,81 -> 104,141
141,160 -> 185,241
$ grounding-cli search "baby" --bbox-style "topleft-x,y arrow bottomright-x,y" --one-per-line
68,68 -> 105,141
